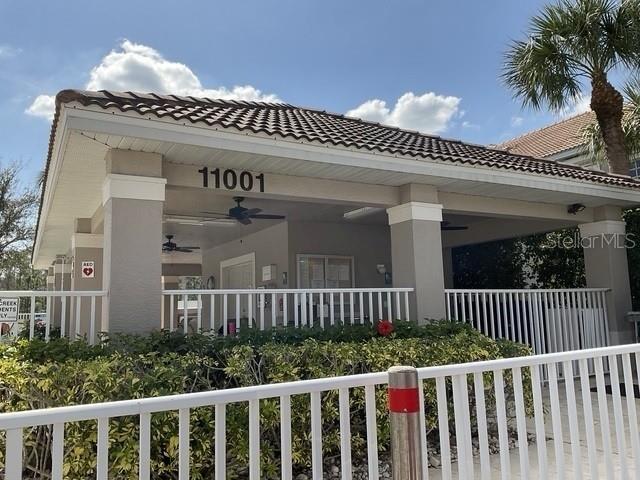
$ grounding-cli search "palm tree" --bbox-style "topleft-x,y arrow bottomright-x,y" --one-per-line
503,0 -> 640,175
582,77 -> 640,166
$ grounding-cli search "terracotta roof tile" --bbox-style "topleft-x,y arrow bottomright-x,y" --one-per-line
497,111 -> 595,158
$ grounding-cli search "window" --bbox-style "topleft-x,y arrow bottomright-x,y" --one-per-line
630,159 -> 640,178
296,254 -> 355,289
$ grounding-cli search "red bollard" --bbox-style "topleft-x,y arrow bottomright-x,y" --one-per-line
388,366 -> 424,480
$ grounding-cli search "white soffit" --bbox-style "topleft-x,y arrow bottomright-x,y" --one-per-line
63,105 -> 640,205
34,130 -> 107,269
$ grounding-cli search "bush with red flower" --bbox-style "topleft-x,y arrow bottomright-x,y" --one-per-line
376,319 -> 394,336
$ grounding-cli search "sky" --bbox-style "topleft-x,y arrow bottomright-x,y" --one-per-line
0,0 -> 593,185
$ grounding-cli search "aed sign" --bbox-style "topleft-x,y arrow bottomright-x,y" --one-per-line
198,167 -> 266,193
0,298 -> 18,322
81,261 -> 95,279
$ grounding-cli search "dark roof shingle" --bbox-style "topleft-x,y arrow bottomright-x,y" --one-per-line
52,89 -> 640,190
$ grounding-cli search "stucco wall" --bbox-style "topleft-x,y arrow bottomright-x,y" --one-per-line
201,221 -> 290,288
287,222 -> 392,288
200,221 -> 392,289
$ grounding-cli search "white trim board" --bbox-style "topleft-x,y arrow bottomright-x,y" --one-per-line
102,174 -> 166,204
387,202 -> 443,225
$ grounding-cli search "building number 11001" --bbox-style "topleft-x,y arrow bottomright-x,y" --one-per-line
198,167 -> 265,193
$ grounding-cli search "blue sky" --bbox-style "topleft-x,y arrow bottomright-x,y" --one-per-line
0,0 -> 590,185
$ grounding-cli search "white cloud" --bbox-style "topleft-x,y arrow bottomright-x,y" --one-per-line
510,116 -> 524,127
26,39 -> 280,121
346,91 -> 461,134
461,120 -> 479,130
562,94 -> 591,117
345,99 -> 390,124
25,95 -> 56,120
0,45 -> 21,58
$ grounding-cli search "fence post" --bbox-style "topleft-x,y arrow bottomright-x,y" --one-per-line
388,366 -> 423,480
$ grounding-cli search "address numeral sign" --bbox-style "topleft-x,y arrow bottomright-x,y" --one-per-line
198,167 -> 265,193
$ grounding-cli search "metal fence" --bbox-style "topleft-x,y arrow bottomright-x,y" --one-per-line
162,288 -> 414,334
0,291 -> 107,344
1,343 -> 639,479
445,288 -> 611,355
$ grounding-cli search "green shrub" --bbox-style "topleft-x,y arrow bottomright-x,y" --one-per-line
0,322 -> 532,479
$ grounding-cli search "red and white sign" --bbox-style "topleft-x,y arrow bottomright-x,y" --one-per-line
81,261 -> 95,279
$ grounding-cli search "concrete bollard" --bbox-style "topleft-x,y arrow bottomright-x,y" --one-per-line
388,366 -> 423,480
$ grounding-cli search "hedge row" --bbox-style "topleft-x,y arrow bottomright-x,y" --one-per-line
0,322 -> 532,479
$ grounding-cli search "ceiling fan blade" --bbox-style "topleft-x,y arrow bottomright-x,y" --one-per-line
177,246 -> 200,250
201,211 -> 232,217
249,214 -> 286,220
174,248 -> 194,253
238,217 -> 252,225
245,208 -> 262,216
441,225 -> 468,231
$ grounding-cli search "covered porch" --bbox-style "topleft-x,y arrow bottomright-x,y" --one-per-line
17,90 -> 639,350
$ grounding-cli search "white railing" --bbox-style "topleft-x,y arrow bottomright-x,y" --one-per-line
445,288 -> 610,355
162,288 -> 414,334
0,291 -> 107,344
2,343 -> 640,478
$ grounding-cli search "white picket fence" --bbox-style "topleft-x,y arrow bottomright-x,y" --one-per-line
0,291 -> 106,343
162,288 -> 414,334
445,288 -> 611,355
2,343 -> 640,479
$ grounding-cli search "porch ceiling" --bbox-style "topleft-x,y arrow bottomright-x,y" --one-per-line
163,189 -> 564,252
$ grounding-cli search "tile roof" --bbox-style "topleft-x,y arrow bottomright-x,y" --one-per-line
497,111 -> 595,159
49,89 -> 640,191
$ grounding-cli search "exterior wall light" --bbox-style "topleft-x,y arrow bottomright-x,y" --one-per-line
567,203 -> 586,215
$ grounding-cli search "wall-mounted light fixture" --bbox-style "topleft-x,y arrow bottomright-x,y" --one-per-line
567,203 -> 586,215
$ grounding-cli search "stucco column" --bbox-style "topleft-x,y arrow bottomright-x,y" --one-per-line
387,202 -> 445,323
579,218 -> 634,345
69,218 -> 103,341
101,150 -> 166,334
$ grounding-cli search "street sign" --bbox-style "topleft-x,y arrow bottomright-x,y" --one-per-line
0,298 -> 19,322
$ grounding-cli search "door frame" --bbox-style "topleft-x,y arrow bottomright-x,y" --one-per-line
220,252 -> 256,289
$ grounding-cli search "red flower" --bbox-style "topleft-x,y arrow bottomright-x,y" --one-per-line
376,319 -> 394,337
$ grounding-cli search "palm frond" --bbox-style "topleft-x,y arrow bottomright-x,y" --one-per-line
503,0 -> 640,112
